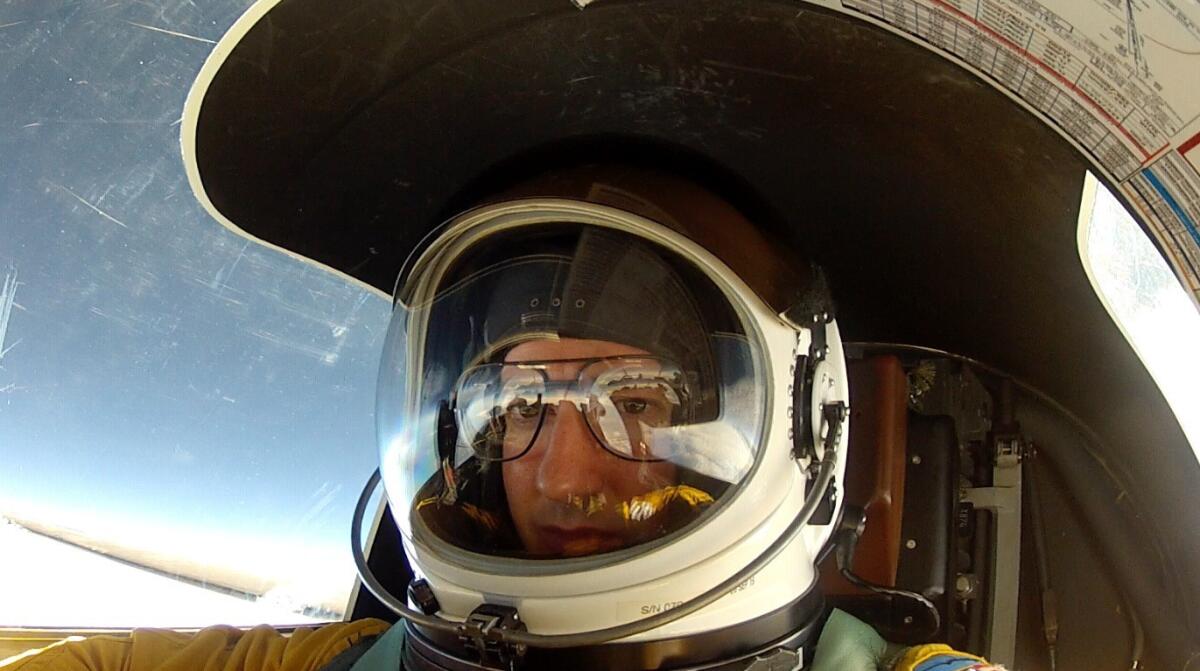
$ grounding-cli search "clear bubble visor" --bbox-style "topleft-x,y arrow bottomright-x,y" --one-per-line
377,220 -> 771,563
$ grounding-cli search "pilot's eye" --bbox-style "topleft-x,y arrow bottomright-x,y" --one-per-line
506,398 -> 542,420
617,398 -> 649,415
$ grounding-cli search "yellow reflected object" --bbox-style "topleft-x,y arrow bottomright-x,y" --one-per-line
621,486 -> 714,522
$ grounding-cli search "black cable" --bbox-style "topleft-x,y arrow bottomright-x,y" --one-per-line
829,514 -> 942,640
351,447 -> 839,649
350,469 -> 482,635
838,568 -> 942,636
1024,451 -> 1058,670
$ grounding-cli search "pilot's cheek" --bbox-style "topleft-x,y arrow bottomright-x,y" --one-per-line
643,460 -> 678,488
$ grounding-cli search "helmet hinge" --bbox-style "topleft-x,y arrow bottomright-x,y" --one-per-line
459,604 -> 528,670
789,314 -> 830,465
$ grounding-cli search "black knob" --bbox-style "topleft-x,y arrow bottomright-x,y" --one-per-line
408,578 -> 440,615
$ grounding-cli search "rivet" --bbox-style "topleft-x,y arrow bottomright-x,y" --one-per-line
905,539 -> 917,549
911,455 -> 922,465
903,616 -> 914,625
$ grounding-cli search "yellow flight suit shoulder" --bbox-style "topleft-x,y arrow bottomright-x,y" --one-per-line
1,619 -> 389,671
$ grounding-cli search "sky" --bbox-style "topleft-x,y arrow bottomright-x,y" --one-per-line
0,228 -> 392,623
0,226 -> 391,623
0,0 -> 394,626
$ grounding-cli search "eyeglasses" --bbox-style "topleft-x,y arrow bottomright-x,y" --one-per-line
453,356 -> 695,462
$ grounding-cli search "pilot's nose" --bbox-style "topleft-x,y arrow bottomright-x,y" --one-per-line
534,401 -> 606,503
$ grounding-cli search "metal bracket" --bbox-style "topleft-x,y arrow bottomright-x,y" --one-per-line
960,437 -> 1023,668
459,604 -> 528,670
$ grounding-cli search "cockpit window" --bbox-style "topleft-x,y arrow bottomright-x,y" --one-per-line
0,236 -> 389,628
1078,172 -> 1200,457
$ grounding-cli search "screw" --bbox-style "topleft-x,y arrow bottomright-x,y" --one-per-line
955,575 -> 975,597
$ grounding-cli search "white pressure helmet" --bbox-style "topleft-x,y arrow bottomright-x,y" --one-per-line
366,167 -> 850,670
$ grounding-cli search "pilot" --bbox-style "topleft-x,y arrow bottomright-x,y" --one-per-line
2,168 -> 998,671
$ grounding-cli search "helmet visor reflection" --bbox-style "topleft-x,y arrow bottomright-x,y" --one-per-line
455,356 -> 693,462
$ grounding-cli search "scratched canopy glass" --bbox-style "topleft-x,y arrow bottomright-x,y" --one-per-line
377,222 -> 768,563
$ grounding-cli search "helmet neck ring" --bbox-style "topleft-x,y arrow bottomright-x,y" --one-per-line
402,587 -> 825,671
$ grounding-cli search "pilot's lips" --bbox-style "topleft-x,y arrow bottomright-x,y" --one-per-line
536,525 -> 626,556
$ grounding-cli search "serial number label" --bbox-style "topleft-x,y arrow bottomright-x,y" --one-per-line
617,577 -> 756,619
640,600 -> 684,615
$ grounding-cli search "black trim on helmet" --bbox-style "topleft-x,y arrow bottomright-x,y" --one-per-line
402,586 -> 824,671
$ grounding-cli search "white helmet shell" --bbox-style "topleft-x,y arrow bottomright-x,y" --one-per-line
376,197 -> 850,643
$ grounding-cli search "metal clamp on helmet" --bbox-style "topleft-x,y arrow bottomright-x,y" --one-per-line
460,605 -> 528,670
